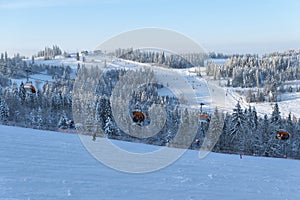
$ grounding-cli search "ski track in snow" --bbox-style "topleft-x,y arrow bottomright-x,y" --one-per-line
1,125 -> 300,200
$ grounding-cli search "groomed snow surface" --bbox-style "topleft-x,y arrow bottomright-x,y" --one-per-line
1,125 -> 300,200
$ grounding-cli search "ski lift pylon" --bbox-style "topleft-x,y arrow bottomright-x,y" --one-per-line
24,68 -> 36,94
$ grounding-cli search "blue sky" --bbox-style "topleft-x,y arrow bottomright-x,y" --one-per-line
0,0 -> 299,56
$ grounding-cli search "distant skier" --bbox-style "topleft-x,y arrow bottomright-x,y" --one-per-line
195,139 -> 200,148
240,153 -> 243,159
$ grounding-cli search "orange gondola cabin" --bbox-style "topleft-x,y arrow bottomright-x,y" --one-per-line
24,81 -> 36,94
275,129 -> 290,140
132,109 -> 146,124
198,114 -> 210,123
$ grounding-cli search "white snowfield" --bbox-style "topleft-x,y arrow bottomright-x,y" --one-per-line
1,125 -> 300,200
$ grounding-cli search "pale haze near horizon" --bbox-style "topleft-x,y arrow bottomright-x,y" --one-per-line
0,0 -> 299,56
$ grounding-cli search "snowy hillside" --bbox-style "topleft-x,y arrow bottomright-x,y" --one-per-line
11,53 -> 300,118
1,125 -> 300,200
2,53 -> 299,161
79,55 -> 300,118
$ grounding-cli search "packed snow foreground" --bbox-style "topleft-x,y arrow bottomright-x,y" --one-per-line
1,125 -> 300,200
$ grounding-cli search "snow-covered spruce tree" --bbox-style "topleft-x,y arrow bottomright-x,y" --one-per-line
256,89 -> 265,102
245,89 -> 256,103
28,110 -> 36,127
96,96 -> 112,130
260,114 -> 271,156
51,92 -> 63,110
230,101 -> 246,153
216,112 -> 232,153
284,112 -> 295,134
270,103 -> 281,128
265,103 -> 287,157
250,107 -> 258,130
19,82 -> 26,104
264,136 -> 284,157
104,116 -> 114,137
245,106 -> 262,155
58,114 -> 68,129
0,97 -> 9,124
289,118 -> 300,158
12,82 -> 19,98
232,68 -> 244,87
203,107 -> 224,152
36,107 -> 43,129
281,113 -> 297,157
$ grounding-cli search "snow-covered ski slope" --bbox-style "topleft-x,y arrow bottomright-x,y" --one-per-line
77,55 -> 213,112
1,125 -> 300,200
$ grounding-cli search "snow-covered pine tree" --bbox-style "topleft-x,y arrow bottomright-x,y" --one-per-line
249,106 -> 258,130
230,101 -> 246,153
231,102 -> 245,134
203,107 -> 224,152
4,51 -> 8,61
36,107 -> 43,129
261,114 -> 270,144
246,106 -> 261,155
58,114 -> 68,129
216,112 -> 232,152
12,82 -> 19,98
270,103 -> 281,128
19,82 -> 26,103
0,97 -> 9,124
104,116 -> 113,137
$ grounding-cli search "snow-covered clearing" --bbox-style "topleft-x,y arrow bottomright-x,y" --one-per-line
11,72 -> 53,90
1,125 -> 300,199
215,81 -> 300,118
30,56 -> 81,69
250,94 -> 300,119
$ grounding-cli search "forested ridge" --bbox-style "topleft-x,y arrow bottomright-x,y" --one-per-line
0,48 -> 300,159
